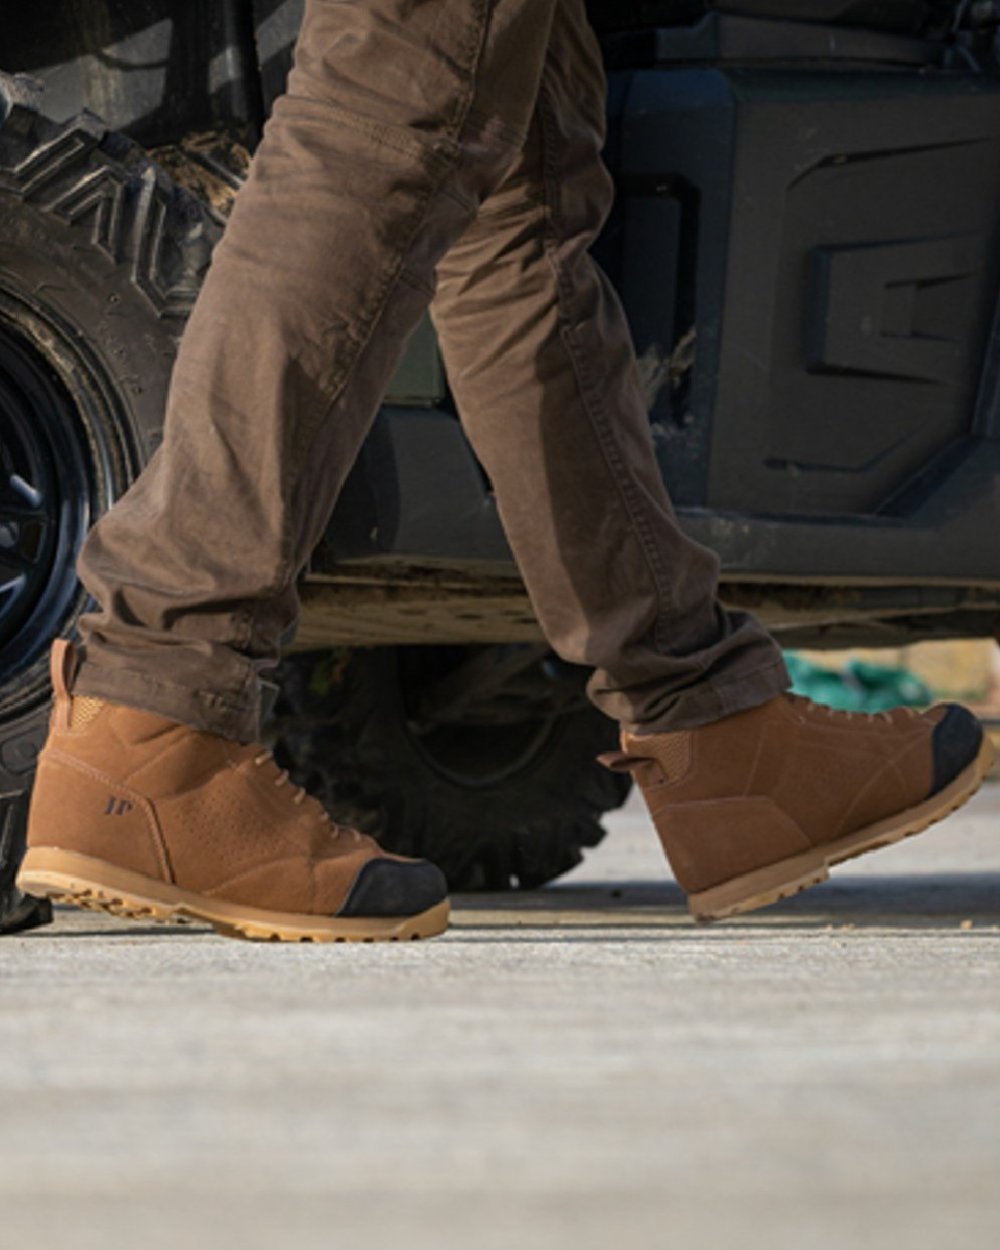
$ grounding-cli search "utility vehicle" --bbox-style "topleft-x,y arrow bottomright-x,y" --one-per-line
3,0 -> 999,930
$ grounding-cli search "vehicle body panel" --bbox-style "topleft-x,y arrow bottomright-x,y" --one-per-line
6,0 -> 1000,647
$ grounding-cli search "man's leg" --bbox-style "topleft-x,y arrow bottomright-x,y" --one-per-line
431,0 -> 788,734
18,0 -> 566,941
72,0 -> 558,742
430,0 -> 992,919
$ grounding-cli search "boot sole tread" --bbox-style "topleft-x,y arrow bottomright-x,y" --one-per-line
16,850 -> 450,942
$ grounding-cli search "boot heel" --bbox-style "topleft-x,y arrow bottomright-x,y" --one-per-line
689,857 -> 830,922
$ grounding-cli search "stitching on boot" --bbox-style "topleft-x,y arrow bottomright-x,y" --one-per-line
42,750 -> 174,883
200,855 -> 321,902
834,736 -> 926,839
744,720 -> 777,798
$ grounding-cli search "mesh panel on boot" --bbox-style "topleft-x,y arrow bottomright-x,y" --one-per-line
69,697 -> 104,732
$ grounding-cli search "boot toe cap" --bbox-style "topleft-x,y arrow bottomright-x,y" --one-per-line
339,857 -> 448,918
931,704 -> 984,795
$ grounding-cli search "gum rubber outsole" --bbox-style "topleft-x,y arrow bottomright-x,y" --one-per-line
16,849 -> 450,942
688,736 -> 995,923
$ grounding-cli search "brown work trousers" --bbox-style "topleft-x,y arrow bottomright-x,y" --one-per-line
74,0 -> 789,743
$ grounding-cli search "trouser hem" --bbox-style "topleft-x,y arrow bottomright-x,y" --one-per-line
72,662 -> 259,743
625,655 -> 791,736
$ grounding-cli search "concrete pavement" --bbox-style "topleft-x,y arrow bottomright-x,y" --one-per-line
1,787 -> 997,1250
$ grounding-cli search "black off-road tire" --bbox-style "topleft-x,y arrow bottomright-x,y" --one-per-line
0,75 -> 218,932
268,648 -> 632,891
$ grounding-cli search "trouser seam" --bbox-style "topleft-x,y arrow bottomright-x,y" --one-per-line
270,169 -> 451,562
399,264 -> 437,299
440,183 -> 479,216
253,0 -> 495,623
443,0 -> 493,134
536,81 -> 678,645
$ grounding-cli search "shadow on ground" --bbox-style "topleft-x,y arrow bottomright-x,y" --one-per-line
17,871 -> 997,942
450,872 -> 1000,934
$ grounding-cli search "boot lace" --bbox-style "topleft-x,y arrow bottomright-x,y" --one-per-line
787,692 -> 920,726
252,749 -> 362,843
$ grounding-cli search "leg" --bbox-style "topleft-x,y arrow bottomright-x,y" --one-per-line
24,0 -> 990,936
74,0 -> 559,742
431,0 -> 788,733
19,0 -> 568,942
429,0 -> 991,920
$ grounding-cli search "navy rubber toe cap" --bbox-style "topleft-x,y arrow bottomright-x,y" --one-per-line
339,858 -> 448,918
931,704 -> 983,796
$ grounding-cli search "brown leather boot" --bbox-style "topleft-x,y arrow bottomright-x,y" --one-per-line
18,643 -> 449,941
604,694 -> 992,922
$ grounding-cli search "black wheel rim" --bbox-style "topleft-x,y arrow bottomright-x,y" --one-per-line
0,322 -> 95,684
